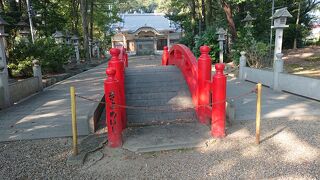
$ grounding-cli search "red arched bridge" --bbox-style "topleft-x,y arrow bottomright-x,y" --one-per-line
105,44 -> 226,147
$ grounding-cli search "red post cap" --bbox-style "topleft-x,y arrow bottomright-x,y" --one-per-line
215,63 -> 225,74
110,48 -> 120,58
163,46 -> 168,51
200,45 -> 210,55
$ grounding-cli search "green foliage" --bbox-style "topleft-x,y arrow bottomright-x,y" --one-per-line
192,29 -> 220,63
8,38 -> 73,77
231,27 -> 269,67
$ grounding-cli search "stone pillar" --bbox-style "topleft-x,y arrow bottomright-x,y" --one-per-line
32,60 -> 43,91
167,33 -> 170,48
96,42 -> 100,60
0,57 -> 10,109
153,38 -> 157,54
219,40 -> 224,63
89,39 -> 92,59
74,44 -> 80,64
239,51 -> 247,80
273,29 -> 284,62
273,53 -> 284,91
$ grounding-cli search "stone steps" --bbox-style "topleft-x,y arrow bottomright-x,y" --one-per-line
125,66 -> 197,126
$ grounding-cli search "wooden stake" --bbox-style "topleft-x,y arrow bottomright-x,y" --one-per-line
70,86 -> 78,155
256,83 -> 262,144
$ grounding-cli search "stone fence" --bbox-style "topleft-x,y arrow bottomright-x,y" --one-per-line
9,77 -> 41,103
239,52 -> 320,100
0,60 -> 42,108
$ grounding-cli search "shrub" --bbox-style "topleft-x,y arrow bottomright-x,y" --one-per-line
192,28 -> 220,63
231,28 -> 269,68
8,37 -> 73,77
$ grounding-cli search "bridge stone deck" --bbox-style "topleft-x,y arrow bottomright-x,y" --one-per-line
122,56 -> 211,152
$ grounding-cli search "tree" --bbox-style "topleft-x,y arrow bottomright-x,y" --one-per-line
80,0 -> 90,61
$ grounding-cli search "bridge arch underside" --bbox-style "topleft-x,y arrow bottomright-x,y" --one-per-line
123,55 -> 211,152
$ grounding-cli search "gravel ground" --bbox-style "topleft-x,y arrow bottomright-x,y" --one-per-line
1,118 -> 318,179
0,138 -> 81,179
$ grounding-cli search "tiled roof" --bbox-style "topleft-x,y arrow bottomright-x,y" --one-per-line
271,7 -> 292,19
115,13 -> 177,32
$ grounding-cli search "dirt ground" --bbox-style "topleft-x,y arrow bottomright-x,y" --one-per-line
0,117 -> 318,179
283,46 -> 320,78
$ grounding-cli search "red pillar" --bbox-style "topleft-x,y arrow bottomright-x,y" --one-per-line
197,45 -> 212,124
104,67 -> 123,147
124,48 -> 128,67
162,46 -> 169,65
211,63 -> 227,138
108,48 -> 127,129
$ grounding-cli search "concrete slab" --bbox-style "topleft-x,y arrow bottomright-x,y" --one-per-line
0,63 -> 108,142
122,123 -> 212,153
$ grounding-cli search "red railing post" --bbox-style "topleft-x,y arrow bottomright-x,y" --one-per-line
108,48 -> 127,129
104,67 -> 123,147
197,45 -> 212,124
124,48 -> 128,67
211,63 -> 227,138
162,46 -> 169,65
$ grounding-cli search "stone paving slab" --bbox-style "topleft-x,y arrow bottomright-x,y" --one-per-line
123,123 -> 212,153
0,63 -> 108,142
227,77 -> 320,122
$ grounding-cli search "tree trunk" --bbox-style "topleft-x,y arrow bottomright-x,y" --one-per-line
220,0 -> 237,41
205,0 -> 212,28
89,0 -> 94,40
0,0 -> 4,12
71,0 -> 79,34
293,1 -> 300,49
80,0 -> 90,61
190,0 -> 197,36
201,0 -> 206,30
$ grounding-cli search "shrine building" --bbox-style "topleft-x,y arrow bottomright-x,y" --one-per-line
111,13 -> 182,55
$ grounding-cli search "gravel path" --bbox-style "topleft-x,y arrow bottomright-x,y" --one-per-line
0,138 -> 80,179
1,117 -> 318,179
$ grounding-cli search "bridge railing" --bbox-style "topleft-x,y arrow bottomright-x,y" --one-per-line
104,47 -> 128,147
163,44 -> 227,138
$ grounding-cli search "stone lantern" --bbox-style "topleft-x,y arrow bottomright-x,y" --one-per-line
52,30 -> 65,44
0,16 -> 11,108
241,12 -> 256,28
71,35 -> 80,64
94,40 -> 100,59
270,7 -> 292,61
216,28 -> 226,63
65,32 -> 72,45
16,19 -> 30,41
88,38 -> 92,59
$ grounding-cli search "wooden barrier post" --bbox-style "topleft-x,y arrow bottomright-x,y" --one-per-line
256,83 -> 262,144
70,86 -> 78,155
108,48 -> 126,129
197,45 -> 212,124
211,63 -> 227,138
104,67 -> 123,147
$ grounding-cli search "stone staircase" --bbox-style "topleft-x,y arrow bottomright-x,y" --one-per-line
123,64 -> 211,152
125,66 -> 196,126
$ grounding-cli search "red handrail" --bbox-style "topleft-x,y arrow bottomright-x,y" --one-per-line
164,44 -> 227,138
168,44 -> 199,106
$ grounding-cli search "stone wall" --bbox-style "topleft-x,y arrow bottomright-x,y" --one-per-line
9,77 -> 40,103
